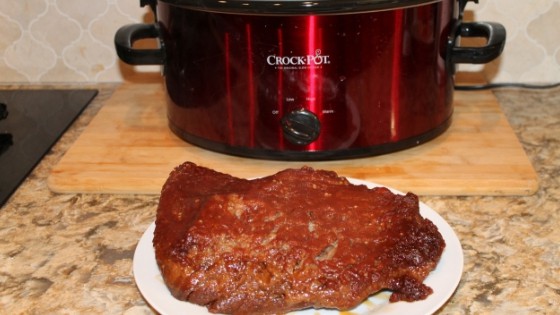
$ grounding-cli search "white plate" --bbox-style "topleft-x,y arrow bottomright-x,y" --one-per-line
133,178 -> 463,315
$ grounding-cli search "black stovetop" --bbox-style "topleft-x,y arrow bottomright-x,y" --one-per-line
0,89 -> 98,208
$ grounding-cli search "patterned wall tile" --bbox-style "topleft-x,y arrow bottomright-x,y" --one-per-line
527,2 -> 560,55
0,14 -> 22,54
3,0 -> 48,27
56,0 -> 109,29
0,0 -> 559,83
460,0 -> 560,83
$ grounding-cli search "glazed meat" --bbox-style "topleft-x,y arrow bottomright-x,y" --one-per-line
153,162 -> 445,314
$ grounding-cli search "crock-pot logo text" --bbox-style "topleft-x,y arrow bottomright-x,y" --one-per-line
267,49 -> 331,70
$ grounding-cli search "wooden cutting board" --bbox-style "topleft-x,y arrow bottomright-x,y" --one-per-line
48,76 -> 538,196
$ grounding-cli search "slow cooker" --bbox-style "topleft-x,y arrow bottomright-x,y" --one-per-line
115,0 -> 505,160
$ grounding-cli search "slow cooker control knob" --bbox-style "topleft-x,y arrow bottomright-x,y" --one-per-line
281,109 -> 321,146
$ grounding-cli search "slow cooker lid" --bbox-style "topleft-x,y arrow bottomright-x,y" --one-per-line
158,0 -> 443,15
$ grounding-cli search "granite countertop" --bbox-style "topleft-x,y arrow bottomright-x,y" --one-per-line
1,84 -> 559,314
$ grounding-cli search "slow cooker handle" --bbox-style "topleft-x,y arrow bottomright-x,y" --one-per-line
114,23 -> 164,65
451,21 -> 506,64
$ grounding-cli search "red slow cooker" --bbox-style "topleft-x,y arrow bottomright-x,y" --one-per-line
115,0 -> 505,160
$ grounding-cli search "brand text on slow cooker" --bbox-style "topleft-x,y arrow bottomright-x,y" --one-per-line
267,50 -> 331,67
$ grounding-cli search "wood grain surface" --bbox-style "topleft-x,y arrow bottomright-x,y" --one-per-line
48,78 -> 538,196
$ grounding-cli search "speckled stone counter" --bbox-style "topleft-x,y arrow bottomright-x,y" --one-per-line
1,84 -> 559,314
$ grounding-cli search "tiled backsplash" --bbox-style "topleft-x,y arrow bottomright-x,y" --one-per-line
1,0 -> 559,83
